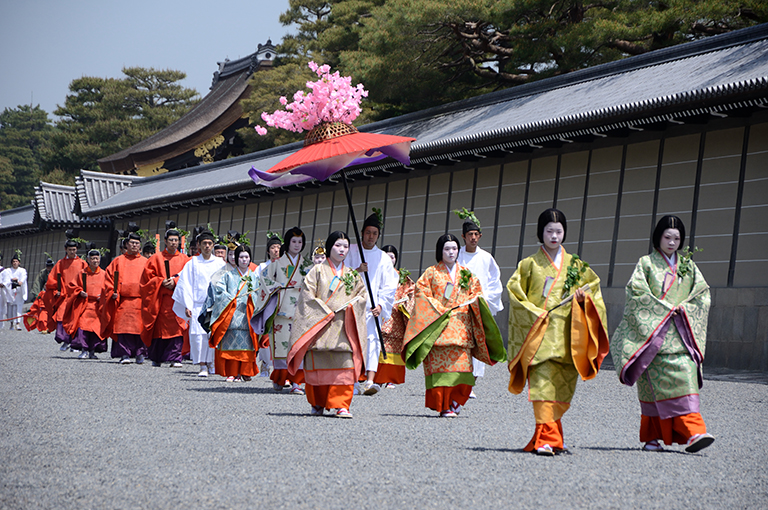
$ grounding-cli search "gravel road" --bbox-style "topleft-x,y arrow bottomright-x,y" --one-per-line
1,329 -> 766,509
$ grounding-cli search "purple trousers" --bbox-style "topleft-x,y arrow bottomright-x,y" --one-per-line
148,336 -> 183,363
55,322 -> 71,345
111,334 -> 147,359
70,329 -> 108,353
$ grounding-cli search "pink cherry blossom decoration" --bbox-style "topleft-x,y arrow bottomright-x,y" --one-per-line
255,62 -> 368,136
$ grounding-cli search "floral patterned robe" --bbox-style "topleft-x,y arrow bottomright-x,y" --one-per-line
257,252 -> 312,371
403,262 -> 506,390
378,276 -> 416,371
610,250 -> 710,419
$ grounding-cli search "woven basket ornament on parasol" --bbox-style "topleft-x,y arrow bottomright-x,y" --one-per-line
304,122 -> 358,147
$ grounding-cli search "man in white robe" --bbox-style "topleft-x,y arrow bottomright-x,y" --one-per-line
0,255 -> 7,324
172,230 -> 225,377
346,213 -> 398,395
457,218 -> 504,398
1,254 -> 28,330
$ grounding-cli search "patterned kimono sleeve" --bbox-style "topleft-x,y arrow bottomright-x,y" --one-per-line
506,258 -> 547,358
210,271 -> 239,323
679,261 -> 710,356
253,260 -> 282,312
402,279 -> 416,317
610,256 -> 674,381
506,258 -> 546,317
416,267 -> 450,315
628,258 -> 674,311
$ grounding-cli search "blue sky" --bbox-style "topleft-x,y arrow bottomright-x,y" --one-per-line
0,0 -> 292,117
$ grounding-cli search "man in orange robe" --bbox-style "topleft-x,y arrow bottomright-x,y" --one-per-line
101,232 -> 148,364
141,226 -> 189,367
44,238 -> 88,351
23,290 -> 48,333
64,247 -> 107,359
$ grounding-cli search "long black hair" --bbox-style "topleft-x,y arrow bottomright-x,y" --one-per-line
382,245 -> 398,267
325,231 -> 351,259
435,234 -> 461,263
652,215 -> 686,251
537,208 -> 567,243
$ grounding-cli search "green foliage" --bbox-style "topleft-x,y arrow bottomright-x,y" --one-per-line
458,268 -> 472,290
677,246 -> 703,279
562,254 -> 589,299
266,230 -> 284,244
398,267 -> 411,286
371,207 -> 383,229
314,0 -> 767,119
45,68 -> 199,176
340,269 -> 359,295
453,208 -> 480,229
0,105 -> 53,210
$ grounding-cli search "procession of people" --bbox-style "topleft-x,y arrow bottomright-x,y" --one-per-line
3,207 -> 715,454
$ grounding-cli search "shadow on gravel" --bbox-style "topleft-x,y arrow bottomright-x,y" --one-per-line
188,386 -> 276,394
580,445 -> 687,455
468,446 -> 526,454
379,413 -> 452,419
266,412 -> 320,417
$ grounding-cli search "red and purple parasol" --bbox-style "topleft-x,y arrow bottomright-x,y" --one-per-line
247,63 -> 417,356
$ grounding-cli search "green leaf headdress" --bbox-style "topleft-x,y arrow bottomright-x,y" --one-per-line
453,207 -> 481,234
266,230 -> 284,244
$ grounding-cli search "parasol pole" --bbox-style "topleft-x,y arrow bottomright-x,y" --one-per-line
341,171 -> 387,359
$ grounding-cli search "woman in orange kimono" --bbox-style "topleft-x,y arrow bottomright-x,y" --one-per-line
64,247 -> 107,359
374,245 -> 415,388
403,234 -> 506,418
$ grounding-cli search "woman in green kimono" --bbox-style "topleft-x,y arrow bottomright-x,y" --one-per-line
611,215 -> 714,453
506,209 -> 609,455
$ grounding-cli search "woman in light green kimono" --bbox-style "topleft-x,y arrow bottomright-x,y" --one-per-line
209,246 -> 262,382
611,215 -> 714,453
506,209 -> 609,456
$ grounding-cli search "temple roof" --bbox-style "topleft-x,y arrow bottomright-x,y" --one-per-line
97,46 -> 274,175
67,25 -> 768,216
74,170 -> 138,216
0,205 -> 35,236
34,182 -> 79,226
32,181 -> 110,229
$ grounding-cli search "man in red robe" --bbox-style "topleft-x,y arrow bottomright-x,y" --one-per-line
101,232 -> 148,364
44,238 -> 88,351
64,247 -> 107,359
141,225 -> 190,367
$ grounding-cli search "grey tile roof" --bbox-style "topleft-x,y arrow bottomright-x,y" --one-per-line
85,24 -> 768,217
376,26 -> 768,152
0,205 -> 35,234
74,170 -> 138,216
34,182 -> 79,225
